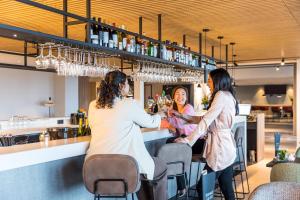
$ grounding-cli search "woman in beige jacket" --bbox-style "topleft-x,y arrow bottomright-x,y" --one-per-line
174,68 -> 239,200
87,70 -> 168,200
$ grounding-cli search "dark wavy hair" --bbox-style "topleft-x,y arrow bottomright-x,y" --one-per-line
172,86 -> 189,112
96,70 -> 127,109
208,68 -> 239,115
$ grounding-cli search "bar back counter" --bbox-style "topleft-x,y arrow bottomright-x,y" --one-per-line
0,116 -> 246,200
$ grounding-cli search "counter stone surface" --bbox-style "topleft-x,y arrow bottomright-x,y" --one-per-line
0,128 -> 171,172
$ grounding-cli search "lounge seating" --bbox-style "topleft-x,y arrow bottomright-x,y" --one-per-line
248,182 -> 300,200
296,147 -> 300,159
270,163 -> 300,183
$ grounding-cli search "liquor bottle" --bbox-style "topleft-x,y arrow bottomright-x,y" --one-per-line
126,35 -> 131,52
136,37 -> 141,54
165,40 -> 171,61
148,42 -> 154,56
130,36 -> 136,53
97,18 -> 103,46
90,17 -> 99,45
102,21 -> 109,47
153,44 -> 158,58
78,117 -> 83,136
108,24 -> 114,48
111,23 -> 118,49
142,40 -> 147,55
84,118 -> 91,136
121,31 -> 127,51
118,30 -> 123,50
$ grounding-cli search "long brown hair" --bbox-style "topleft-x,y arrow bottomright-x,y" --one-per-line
172,86 -> 189,112
96,70 -> 127,109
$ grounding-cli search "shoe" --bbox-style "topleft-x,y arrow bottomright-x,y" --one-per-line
177,188 -> 186,198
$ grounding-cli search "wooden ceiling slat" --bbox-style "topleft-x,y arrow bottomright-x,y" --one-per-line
0,0 -> 299,61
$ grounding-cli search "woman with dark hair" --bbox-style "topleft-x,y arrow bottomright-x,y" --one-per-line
86,70 -> 168,200
161,86 -> 197,136
173,68 -> 239,200
161,86 -> 198,197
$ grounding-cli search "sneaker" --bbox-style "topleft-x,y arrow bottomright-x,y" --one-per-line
177,188 -> 186,198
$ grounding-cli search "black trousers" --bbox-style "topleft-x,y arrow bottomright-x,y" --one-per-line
166,136 -> 206,191
196,164 -> 235,200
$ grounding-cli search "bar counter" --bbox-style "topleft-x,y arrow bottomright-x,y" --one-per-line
0,116 -> 246,200
0,128 -> 171,172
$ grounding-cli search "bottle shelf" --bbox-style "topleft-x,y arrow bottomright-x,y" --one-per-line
0,23 -> 208,71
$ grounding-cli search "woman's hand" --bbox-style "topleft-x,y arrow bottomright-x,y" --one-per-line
174,137 -> 189,144
160,119 -> 170,129
168,109 -> 181,118
160,119 -> 177,133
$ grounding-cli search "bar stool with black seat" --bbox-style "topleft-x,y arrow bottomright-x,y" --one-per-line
156,143 -> 192,199
83,154 -> 140,200
232,126 -> 250,199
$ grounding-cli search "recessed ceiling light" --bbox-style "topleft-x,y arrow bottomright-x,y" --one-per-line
13,34 -> 17,38
276,66 -> 280,71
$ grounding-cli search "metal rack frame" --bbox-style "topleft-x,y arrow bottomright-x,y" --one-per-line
1,0 -> 230,76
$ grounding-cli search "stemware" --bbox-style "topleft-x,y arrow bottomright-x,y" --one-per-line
35,45 -> 48,69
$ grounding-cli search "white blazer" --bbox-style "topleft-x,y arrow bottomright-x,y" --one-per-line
86,98 -> 161,180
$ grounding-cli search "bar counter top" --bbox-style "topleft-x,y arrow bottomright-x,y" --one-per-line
0,128 -> 172,172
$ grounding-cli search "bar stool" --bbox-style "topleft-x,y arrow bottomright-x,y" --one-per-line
187,154 -> 204,198
156,143 -> 192,199
83,154 -> 140,200
232,127 -> 250,199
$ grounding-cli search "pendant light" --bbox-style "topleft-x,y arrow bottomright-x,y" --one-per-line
230,42 -> 235,68
203,28 -> 210,65
217,36 -> 224,67
232,54 -> 237,87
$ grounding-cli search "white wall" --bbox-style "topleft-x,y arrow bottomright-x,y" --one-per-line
236,85 -> 293,106
230,65 -> 294,85
0,52 -> 79,120
0,68 -> 55,120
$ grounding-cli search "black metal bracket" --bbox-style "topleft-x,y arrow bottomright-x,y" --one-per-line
86,0 -> 91,43
24,41 -> 27,67
15,0 -> 222,64
63,0 -> 68,38
225,44 -> 228,70
139,16 -> 143,35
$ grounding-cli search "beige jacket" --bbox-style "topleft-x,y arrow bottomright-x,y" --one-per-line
86,98 -> 161,180
187,91 -> 237,171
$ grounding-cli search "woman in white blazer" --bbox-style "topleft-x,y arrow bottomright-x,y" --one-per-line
86,70 -> 167,200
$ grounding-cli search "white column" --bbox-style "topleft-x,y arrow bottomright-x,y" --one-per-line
134,80 -> 144,108
54,76 -> 79,117
294,59 -> 300,148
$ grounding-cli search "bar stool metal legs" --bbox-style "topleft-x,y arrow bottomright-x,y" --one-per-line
233,136 -> 250,199
187,157 -> 202,198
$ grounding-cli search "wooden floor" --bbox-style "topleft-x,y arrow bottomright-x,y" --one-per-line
235,132 -> 297,200
172,133 -> 297,200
